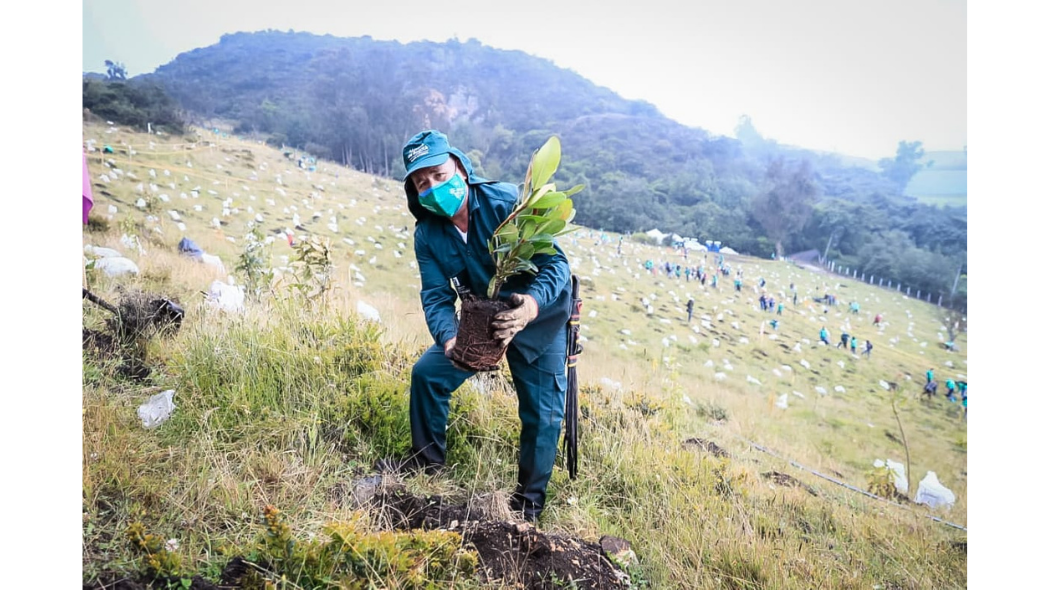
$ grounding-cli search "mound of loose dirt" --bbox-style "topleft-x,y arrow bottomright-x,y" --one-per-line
372,487 -> 632,589
762,470 -> 819,496
683,437 -> 730,458
87,485 -> 634,590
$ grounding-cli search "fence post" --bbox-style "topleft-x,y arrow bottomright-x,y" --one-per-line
927,292 -> 932,303
870,275 -> 874,284
879,278 -> 883,287
917,290 -> 922,300
861,273 -> 865,282
907,286 -> 911,296
897,283 -> 901,292
937,294 -> 943,306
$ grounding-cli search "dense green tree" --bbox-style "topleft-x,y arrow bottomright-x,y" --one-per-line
82,79 -> 184,133
749,158 -> 819,257
879,140 -> 928,193
104,60 -> 127,80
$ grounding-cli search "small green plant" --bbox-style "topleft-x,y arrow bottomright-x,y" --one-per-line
866,465 -> 905,501
126,521 -> 183,579
245,504 -> 477,588
235,224 -> 274,301
486,136 -> 583,298
288,234 -> 334,303
608,553 -> 650,589
118,215 -> 139,237
696,400 -> 729,422
339,373 -> 412,458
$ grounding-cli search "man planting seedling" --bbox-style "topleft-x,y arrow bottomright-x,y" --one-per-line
382,129 -> 581,522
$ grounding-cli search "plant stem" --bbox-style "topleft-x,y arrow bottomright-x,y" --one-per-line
891,396 -> 912,496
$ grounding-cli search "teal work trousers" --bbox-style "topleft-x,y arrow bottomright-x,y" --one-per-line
409,325 -> 567,516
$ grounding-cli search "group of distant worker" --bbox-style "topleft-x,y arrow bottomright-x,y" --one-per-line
923,368 -> 967,414
818,326 -> 874,358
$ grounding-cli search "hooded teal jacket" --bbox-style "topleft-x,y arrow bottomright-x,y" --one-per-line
404,149 -> 571,364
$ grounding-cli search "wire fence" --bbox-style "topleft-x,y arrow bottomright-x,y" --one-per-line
739,435 -> 967,532
822,259 -> 966,313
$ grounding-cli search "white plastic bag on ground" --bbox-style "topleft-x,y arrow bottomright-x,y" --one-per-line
200,253 -> 226,273
206,280 -> 245,313
356,300 -> 381,323
138,390 -> 176,429
92,257 -> 140,277
84,245 -> 122,258
914,471 -> 956,509
873,459 -> 909,494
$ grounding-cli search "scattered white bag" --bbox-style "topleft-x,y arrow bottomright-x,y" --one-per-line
200,253 -> 226,273
138,390 -> 176,429
356,301 -> 381,323
84,245 -> 122,258
92,257 -> 139,277
206,280 -> 245,313
775,393 -> 788,409
914,471 -> 956,509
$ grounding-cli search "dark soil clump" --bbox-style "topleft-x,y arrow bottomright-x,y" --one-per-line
451,296 -> 511,371
762,470 -> 819,496
684,437 -> 730,458
373,486 -> 631,589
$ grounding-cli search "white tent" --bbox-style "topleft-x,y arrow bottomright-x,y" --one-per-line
645,228 -> 669,243
720,247 -> 739,255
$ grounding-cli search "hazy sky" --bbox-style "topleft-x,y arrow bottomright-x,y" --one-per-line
82,0 -> 966,161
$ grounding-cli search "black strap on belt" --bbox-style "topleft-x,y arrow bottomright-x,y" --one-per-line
564,274 -> 583,479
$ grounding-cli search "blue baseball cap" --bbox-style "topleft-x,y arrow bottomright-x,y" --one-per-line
403,130 -> 453,177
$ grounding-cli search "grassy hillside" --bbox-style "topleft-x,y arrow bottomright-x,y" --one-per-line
82,121 -> 967,589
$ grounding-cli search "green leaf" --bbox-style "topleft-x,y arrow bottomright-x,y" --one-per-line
528,233 -> 556,244
522,162 -> 533,203
527,238 -> 553,250
529,191 -> 566,210
520,218 -> 539,241
537,219 -> 566,236
524,183 -> 556,209
534,246 -> 558,255
563,183 -> 585,198
530,136 -> 561,190
515,260 -> 539,274
554,198 -> 575,221
515,243 -> 535,261
496,224 -> 519,242
493,242 -> 514,254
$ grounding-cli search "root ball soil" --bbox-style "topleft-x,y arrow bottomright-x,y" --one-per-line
450,296 -> 511,371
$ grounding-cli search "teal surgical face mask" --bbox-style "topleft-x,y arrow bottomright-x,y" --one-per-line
418,172 -> 467,217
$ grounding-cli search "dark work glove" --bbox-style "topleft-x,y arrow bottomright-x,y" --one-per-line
491,293 -> 539,348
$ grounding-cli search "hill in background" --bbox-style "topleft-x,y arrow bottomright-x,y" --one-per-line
88,30 -> 966,309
